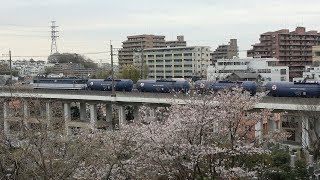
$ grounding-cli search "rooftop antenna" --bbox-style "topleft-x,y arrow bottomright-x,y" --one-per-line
50,21 -> 59,54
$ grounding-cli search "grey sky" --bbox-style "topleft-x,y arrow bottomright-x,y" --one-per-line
1,0 -> 320,63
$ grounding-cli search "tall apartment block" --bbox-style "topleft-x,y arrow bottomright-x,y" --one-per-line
165,35 -> 187,47
212,39 -> 238,63
133,46 -> 212,79
247,27 -> 320,79
118,35 -> 188,70
118,35 -> 166,68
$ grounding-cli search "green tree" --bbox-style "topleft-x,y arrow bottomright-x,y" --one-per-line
44,66 -> 54,75
47,53 -> 97,68
141,64 -> 149,79
118,65 -> 141,83
261,145 -> 309,180
91,70 -> 111,79
0,64 -> 19,76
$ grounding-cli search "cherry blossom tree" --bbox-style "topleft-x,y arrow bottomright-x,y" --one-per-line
129,89 -> 273,179
0,88 -> 288,179
77,88 -> 282,179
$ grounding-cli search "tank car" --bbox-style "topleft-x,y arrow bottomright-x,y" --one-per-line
265,82 -> 320,97
211,80 -> 257,95
87,79 -> 133,91
33,78 -> 87,90
136,79 -> 190,93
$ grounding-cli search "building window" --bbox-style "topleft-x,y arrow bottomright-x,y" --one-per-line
258,69 -> 271,73
281,77 -> 286,81
280,69 -> 286,75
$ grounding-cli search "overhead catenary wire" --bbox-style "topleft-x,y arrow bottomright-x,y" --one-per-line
8,51 -> 114,58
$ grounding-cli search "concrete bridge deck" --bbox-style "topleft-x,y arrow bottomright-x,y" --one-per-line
1,88 -> 320,111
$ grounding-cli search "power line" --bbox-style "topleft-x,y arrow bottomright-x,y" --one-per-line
82,51 -> 110,55
0,32 -> 49,38
7,51 -> 115,58
0,23 -> 47,28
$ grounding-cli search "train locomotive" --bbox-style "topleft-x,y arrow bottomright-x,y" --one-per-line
266,82 -> 320,97
33,78 -> 87,90
136,79 -> 190,93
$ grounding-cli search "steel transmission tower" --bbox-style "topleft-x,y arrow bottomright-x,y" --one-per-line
50,21 -> 59,54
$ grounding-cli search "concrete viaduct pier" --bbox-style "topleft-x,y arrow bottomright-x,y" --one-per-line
0,89 -> 176,136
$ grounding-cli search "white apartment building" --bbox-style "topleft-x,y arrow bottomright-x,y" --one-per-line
207,58 -> 290,83
133,46 -> 212,79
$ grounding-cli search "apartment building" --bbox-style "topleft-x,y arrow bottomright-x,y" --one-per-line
247,27 -> 320,79
133,46 -> 212,79
118,35 -> 166,69
212,39 -> 238,63
207,58 -> 289,83
165,35 -> 187,47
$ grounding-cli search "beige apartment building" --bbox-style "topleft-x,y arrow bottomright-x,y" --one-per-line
165,35 -> 187,47
212,39 -> 238,63
118,35 -> 187,70
118,35 -> 166,69
133,46 -> 212,79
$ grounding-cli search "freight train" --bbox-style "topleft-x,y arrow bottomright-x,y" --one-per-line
33,77 -> 320,97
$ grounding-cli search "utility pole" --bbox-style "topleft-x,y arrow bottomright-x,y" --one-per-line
200,47 -> 203,79
9,50 -> 12,83
139,42 -> 144,79
110,43 -> 116,97
140,49 -> 144,79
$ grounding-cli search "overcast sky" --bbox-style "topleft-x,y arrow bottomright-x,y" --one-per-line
0,0 -> 320,63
